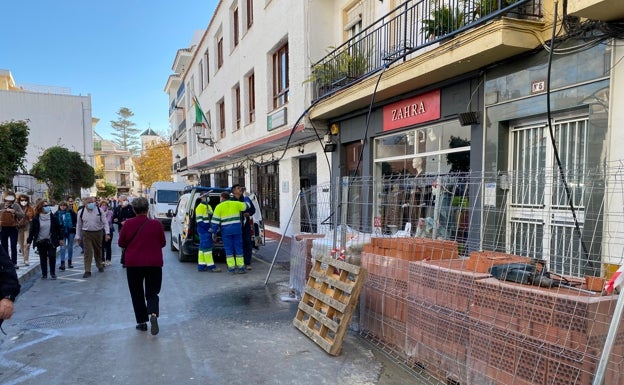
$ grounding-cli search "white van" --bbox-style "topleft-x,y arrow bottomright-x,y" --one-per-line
148,181 -> 186,229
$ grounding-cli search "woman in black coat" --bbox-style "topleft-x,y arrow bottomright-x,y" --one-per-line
27,200 -> 64,280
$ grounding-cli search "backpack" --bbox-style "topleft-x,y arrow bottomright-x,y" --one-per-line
79,205 -> 102,221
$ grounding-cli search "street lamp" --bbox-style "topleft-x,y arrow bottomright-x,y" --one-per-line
194,122 -> 217,147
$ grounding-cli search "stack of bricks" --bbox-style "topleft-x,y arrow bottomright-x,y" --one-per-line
360,252 -> 409,354
363,237 -> 459,261
468,277 -> 624,385
465,250 -> 533,273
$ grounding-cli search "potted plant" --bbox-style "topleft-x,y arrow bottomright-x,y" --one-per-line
422,5 -> 466,39
473,0 -> 513,18
304,46 -> 370,91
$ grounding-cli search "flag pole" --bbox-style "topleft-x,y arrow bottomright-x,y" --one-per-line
592,288 -> 624,385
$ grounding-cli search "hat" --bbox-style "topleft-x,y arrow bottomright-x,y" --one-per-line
4,195 -> 15,202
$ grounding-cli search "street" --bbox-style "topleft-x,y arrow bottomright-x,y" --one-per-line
0,233 -> 422,385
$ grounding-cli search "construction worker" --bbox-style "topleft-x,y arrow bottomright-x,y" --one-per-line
211,191 -> 250,274
195,193 -> 221,272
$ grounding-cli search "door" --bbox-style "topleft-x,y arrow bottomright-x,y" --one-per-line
508,115 -> 588,276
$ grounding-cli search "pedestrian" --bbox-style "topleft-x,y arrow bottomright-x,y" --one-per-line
195,192 -> 221,272
0,244 -> 20,331
117,197 -> 165,335
232,184 -> 256,270
16,194 -> 35,267
27,199 -> 64,280
0,192 -> 25,269
56,201 -> 77,270
75,196 -> 110,278
211,190 -> 251,274
113,194 -> 136,232
100,200 -> 114,266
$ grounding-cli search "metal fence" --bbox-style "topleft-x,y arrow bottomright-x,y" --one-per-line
288,163 -> 624,384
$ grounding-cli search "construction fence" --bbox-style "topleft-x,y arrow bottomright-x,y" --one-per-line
288,164 -> 624,385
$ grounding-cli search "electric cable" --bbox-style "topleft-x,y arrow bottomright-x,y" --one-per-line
545,1 -> 591,266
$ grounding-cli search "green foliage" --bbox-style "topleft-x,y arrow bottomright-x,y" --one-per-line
98,182 -> 117,198
473,0 -> 513,18
304,46 -> 370,88
422,5 -> 465,38
0,120 -> 29,189
30,146 -> 95,200
110,107 -> 141,155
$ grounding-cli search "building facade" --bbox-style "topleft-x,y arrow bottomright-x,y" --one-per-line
166,1 -> 337,237
0,69 -> 95,199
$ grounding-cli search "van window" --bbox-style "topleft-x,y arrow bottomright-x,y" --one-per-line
157,190 -> 181,204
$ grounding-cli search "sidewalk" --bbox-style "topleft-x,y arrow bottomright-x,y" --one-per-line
14,248 -> 41,284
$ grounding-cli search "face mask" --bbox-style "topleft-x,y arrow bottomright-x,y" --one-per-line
122,201 -> 128,207
20,201 -> 27,207
87,202 -> 96,210
43,206 -> 51,214
101,206 -> 108,211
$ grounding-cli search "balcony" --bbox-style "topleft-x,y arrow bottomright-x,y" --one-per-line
568,0 -> 624,20
309,0 -> 543,119
173,156 -> 188,173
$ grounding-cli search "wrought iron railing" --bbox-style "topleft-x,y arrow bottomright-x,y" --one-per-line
309,0 -> 540,101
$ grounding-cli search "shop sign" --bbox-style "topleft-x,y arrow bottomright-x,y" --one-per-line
383,89 -> 440,131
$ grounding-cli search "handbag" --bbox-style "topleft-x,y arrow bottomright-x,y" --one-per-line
121,218 -> 149,266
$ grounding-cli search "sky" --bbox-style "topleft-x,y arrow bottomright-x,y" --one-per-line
1,0 -> 219,140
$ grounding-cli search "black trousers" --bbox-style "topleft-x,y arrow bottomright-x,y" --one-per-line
38,241 -> 56,277
126,266 -> 162,324
1,226 -> 19,265
242,223 -> 253,266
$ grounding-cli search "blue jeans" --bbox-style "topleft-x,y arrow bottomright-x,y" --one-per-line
59,232 -> 75,262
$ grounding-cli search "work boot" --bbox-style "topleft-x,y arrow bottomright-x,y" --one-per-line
59,262 -> 65,271
68,260 -> 74,268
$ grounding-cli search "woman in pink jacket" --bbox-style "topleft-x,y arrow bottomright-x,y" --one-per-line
118,197 -> 166,335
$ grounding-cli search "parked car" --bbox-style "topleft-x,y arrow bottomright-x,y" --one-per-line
168,186 -> 264,262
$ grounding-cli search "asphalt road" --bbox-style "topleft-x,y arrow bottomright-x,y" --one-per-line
0,233 -> 425,385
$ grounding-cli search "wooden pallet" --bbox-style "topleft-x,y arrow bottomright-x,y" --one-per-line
293,255 -> 367,356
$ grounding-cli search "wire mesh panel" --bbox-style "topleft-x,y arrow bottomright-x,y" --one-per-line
290,162 -> 624,384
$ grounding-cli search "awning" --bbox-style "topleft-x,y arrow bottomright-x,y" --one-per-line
189,123 -> 318,171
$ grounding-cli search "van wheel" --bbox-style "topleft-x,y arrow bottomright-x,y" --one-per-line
170,232 -> 176,251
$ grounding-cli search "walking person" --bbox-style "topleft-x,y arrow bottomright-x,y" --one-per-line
0,192 -> 25,269
113,194 -> 136,232
16,194 -> 35,266
195,192 -> 221,272
75,196 -> 110,278
232,185 -> 256,270
0,244 -> 20,331
56,201 -> 77,270
100,200 -> 114,266
27,200 -> 64,280
118,197 -> 166,335
212,190 -> 251,274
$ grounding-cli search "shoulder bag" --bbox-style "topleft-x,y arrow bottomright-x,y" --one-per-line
121,217 -> 149,266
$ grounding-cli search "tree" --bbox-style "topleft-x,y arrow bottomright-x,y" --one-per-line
30,146 -> 95,200
98,182 -> 117,198
134,141 -> 173,188
0,120 -> 29,189
110,107 -> 141,155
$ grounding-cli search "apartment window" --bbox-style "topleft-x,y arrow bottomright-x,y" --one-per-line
247,72 -> 255,123
199,59 -> 205,90
203,50 -> 210,86
218,100 -> 226,139
233,7 -> 239,47
234,84 -> 241,131
246,0 -> 254,29
217,36 -> 224,68
256,163 -> 279,227
272,43 -> 289,109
